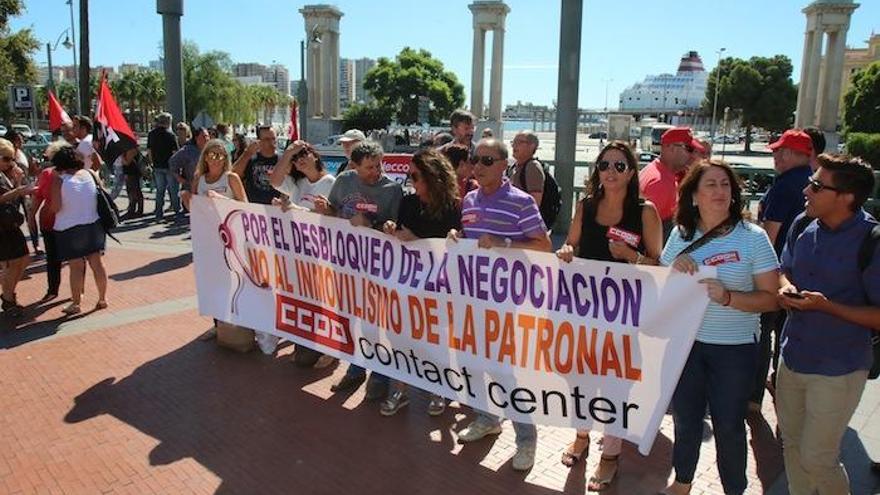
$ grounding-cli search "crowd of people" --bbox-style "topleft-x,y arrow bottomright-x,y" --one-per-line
0,106 -> 877,494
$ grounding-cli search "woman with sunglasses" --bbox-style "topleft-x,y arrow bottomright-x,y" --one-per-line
659,160 -> 779,495
0,137 -> 35,316
182,139 -> 247,210
555,141 -> 663,491
380,148 -> 462,417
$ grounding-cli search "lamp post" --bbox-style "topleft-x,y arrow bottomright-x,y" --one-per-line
46,30 -> 73,92
710,47 -> 726,141
601,77 -> 613,113
66,0 -> 81,114
721,106 -> 730,159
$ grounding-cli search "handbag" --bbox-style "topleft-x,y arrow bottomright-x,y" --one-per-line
86,170 -> 121,240
0,202 -> 24,231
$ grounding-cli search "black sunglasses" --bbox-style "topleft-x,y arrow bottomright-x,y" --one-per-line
597,160 -> 629,173
470,155 -> 500,166
808,178 -> 841,193
292,148 -> 309,160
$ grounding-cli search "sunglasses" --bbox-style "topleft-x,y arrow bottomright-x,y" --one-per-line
0,156 -> 13,162
597,160 -> 629,173
470,155 -> 500,166
206,151 -> 226,161
292,148 -> 310,161
808,178 -> 841,193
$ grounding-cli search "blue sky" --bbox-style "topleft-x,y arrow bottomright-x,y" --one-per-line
12,0 -> 879,109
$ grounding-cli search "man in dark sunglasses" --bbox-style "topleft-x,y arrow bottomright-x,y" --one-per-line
638,127 -> 699,237
776,154 -> 879,494
448,137 -> 550,472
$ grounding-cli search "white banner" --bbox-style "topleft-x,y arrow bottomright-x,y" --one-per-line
190,196 -> 714,454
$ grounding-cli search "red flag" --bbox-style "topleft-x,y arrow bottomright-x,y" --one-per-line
95,74 -> 137,164
47,90 -> 71,132
289,100 -> 299,141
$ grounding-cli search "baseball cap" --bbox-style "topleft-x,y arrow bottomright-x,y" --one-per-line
768,129 -> 813,155
660,127 -> 694,146
690,139 -> 706,154
339,129 -> 366,143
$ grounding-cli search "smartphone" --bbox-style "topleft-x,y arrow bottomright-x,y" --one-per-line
783,291 -> 805,299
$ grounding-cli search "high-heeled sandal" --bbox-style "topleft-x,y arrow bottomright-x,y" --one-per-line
560,432 -> 590,467
588,455 -> 619,492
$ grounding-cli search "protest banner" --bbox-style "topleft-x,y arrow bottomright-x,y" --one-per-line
190,196 -> 714,454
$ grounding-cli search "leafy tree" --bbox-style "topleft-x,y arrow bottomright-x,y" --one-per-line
0,0 -> 39,121
183,41 -> 244,124
843,61 -> 880,133
342,102 -> 393,132
363,47 -> 464,126
704,55 -> 797,151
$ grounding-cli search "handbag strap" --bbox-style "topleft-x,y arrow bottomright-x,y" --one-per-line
679,217 -> 737,257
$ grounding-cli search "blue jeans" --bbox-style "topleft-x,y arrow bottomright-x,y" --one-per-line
152,168 -> 180,218
344,364 -> 389,386
473,413 -> 537,448
672,341 -> 757,495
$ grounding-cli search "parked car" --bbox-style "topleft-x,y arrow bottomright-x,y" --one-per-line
313,134 -> 344,155
0,124 -> 7,135
588,131 -> 607,139
712,134 -> 738,144
638,152 -> 658,165
11,124 -> 33,139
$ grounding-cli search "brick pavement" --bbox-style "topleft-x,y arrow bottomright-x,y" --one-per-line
0,205 -> 875,494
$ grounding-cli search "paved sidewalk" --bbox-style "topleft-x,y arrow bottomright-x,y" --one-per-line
0,195 -> 878,494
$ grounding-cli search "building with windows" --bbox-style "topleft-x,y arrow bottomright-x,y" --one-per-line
840,33 -> 880,114
338,57 -> 376,111
619,51 -> 709,114
232,63 -> 291,95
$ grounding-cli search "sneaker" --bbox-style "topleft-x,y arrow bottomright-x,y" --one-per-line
427,395 -> 446,416
457,420 -> 503,443
511,444 -> 536,471
330,372 -> 366,393
380,390 -> 409,416
364,374 -> 389,401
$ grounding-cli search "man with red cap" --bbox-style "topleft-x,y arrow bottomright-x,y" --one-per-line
751,128 -> 814,413
638,127 -> 698,237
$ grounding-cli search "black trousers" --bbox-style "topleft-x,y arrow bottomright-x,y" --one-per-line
43,230 -> 61,296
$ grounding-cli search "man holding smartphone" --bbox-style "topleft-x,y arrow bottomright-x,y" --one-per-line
775,154 -> 880,495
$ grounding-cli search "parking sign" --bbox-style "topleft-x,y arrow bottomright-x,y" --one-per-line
9,85 -> 34,112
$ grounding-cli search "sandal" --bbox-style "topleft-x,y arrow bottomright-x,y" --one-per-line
587,455 -> 619,492
94,300 -> 108,310
561,432 -> 590,467
61,303 -> 81,315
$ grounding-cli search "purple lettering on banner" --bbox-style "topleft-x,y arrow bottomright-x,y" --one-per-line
510,260 -> 527,305
491,257 -> 508,303
458,255 -> 474,297
530,264 -> 545,307
571,272 -> 590,316
475,255 -> 490,300
381,240 -> 394,280
370,237 -> 381,277
289,220 -> 303,254
622,278 -> 643,327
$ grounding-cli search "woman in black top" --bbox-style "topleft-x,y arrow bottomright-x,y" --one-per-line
555,141 -> 662,491
381,148 -> 461,417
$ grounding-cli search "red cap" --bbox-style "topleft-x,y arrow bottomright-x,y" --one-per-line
769,129 -> 813,155
690,139 -> 706,154
661,127 -> 694,146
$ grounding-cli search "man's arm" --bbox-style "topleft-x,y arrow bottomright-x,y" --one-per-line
525,161 -> 544,205
233,141 -> 259,177
763,221 -> 782,248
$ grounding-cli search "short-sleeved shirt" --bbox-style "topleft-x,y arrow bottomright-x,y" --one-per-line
780,210 -> 880,376
660,221 -> 779,345
76,135 -> 96,166
275,174 -> 335,210
328,170 -> 403,227
243,152 -> 280,205
168,143 -> 201,190
147,126 -> 178,169
639,158 -> 682,222
34,167 -> 56,230
397,194 -> 462,239
758,165 -> 811,255
461,179 -> 547,241
509,159 -> 545,194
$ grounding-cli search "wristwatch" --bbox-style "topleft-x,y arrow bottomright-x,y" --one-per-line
504,237 -> 512,248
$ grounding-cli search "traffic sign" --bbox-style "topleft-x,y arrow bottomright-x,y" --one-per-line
9,85 -> 34,112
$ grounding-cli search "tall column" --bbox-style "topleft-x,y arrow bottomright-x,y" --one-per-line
471,28 -> 485,118
554,0 -> 582,234
801,29 -> 824,127
321,35 -> 334,117
309,45 -> 320,116
820,29 -> 848,131
328,32 -> 340,117
489,28 -> 505,121
157,0 -> 185,124
796,29 -> 817,127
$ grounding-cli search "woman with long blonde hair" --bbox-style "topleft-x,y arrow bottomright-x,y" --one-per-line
181,139 -> 247,210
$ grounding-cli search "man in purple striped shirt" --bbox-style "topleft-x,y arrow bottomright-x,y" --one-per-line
448,138 -> 550,472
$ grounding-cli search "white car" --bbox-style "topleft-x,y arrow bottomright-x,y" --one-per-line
0,124 -> 7,136
11,124 -> 33,139
312,134 -> 344,155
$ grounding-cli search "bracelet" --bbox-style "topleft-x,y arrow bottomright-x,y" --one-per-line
633,253 -> 643,265
722,290 -> 733,306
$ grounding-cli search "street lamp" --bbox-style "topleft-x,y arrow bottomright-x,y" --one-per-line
66,0 -> 81,115
710,47 -> 726,141
721,106 -> 730,159
601,77 -> 613,113
298,26 -> 321,142
46,29 -> 73,92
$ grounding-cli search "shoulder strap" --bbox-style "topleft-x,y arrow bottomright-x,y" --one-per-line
679,218 -> 737,257
858,224 -> 880,272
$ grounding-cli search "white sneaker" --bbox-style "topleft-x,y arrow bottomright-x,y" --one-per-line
511,444 -> 536,471
457,420 -> 502,442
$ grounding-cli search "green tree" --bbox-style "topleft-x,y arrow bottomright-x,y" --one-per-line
36,81 -> 77,119
0,0 -> 39,121
363,47 -> 464,126
843,61 -> 880,133
182,41 -> 244,124
704,55 -> 797,151
342,102 -> 393,132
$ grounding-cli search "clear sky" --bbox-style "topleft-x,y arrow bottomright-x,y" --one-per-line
12,0 -> 879,110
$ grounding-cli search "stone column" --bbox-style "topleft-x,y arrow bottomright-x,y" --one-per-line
802,29 -> 824,127
157,0 -> 185,124
489,27 -> 505,121
796,29 -> 817,127
300,5 -> 343,119
470,28 -> 485,119
819,28 -> 848,131
307,43 -> 319,116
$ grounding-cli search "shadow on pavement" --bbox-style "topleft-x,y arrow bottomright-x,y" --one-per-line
110,252 -> 192,281
64,338 -> 571,495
